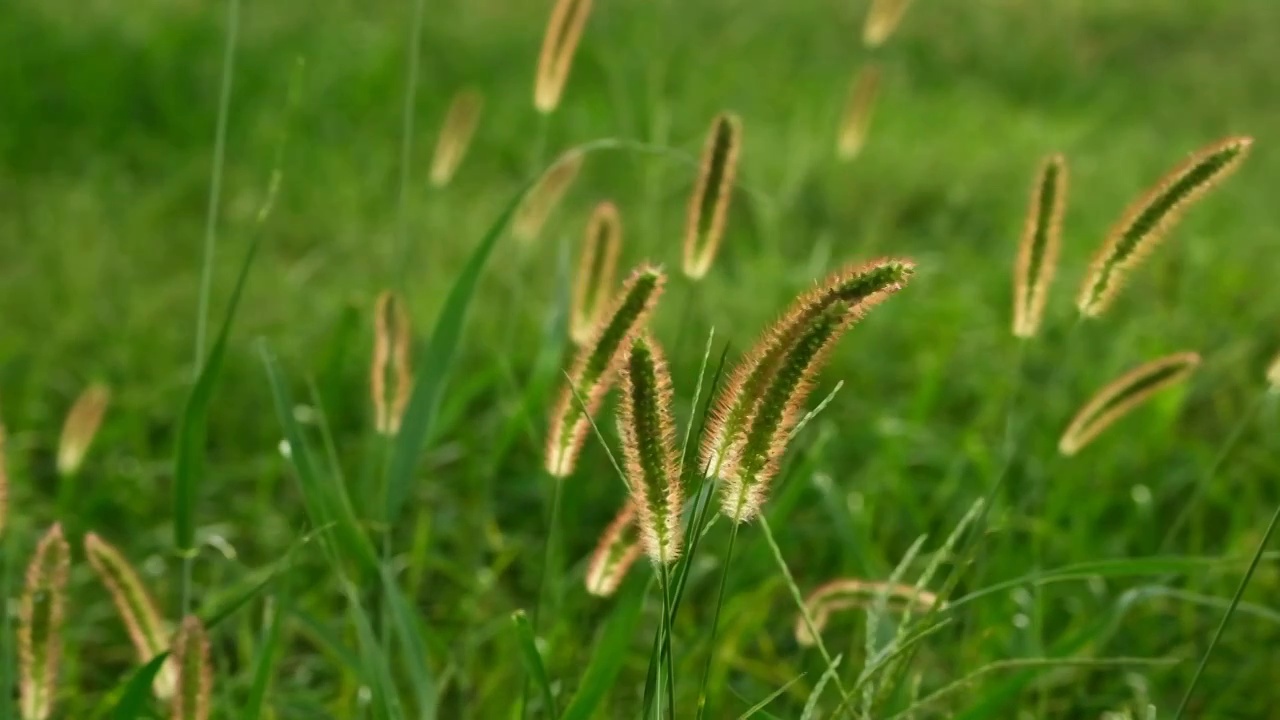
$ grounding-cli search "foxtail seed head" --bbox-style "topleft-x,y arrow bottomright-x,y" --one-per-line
700,258 -> 914,479
618,334 -> 683,566
682,112 -> 742,280
570,201 -> 623,344
1059,351 -> 1201,456
57,382 -> 109,477
1012,153 -> 1068,338
836,64 -> 881,161
429,89 -> 484,188
85,532 -> 178,699
1267,350 -> 1280,392
585,503 -> 643,596
172,615 -> 213,720
514,150 -> 585,244
546,265 -> 666,478
863,0 -> 914,47
371,291 -> 413,435
533,0 -> 593,113
19,523 -> 70,720
795,578 -> 941,647
1077,136 -> 1252,317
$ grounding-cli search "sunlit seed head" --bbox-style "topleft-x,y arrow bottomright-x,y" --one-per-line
618,334 -> 683,566
1266,350 -> 1280,392
795,577 -> 941,647
57,382 -> 110,477
682,112 -> 743,280
370,291 -> 413,435
533,0 -> 594,113
570,201 -> 624,345
863,0 -> 914,47
514,150 -> 585,244
1012,153 -> 1068,339
1058,351 -> 1201,456
836,64 -> 881,161
171,615 -> 213,720
19,523 -> 70,720
429,89 -> 484,188
585,503 -> 643,597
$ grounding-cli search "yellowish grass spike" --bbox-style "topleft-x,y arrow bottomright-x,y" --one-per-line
371,290 -> 413,435
570,201 -> 623,344
533,0 -> 593,113
19,523 -> 70,720
1077,136 -> 1253,317
57,382 -> 110,477
682,112 -> 743,280
546,265 -> 666,478
795,578 -> 942,647
1267,350 -> 1280,391
585,502 -> 643,596
172,615 -> 213,720
618,334 -> 683,566
1012,153 -> 1068,338
1058,351 -> 1201,456
836,64 -> 881,161
429,89 -> 484,188
1,416 -> 8,539
85,532 -> 178,699
863,0 -> 914,48
513,149 -> 585,244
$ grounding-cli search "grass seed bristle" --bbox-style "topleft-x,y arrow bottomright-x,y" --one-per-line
795,578 -> 942,646
863,0 -> 914,47
56,382 -> 110,477
1059,351 -> 1201,456
585,503 -> 643,596
570,201 -> 623,344
836,64 -> 881,161
514,149 -> 585,244
172,615 -> 213,720
19,523 -> 70,720
682,112 -> 743,280
429,89 -> 484,187
1012,153 -> 1068,338
533,0 -> 594,113
371,290 -> 413,435
1267,350 -> 1280,391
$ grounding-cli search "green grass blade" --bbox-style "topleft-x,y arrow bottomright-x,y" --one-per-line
198,558 -> 286,629
735,674 -> 805,720
801,654 -> 843,720
244,596 -> 286,720
109,652 -> 171,720
511,610 -> 556,717
560,582 -> 647,720
382,567 -> 439,720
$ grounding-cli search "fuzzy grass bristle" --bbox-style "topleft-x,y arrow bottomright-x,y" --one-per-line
585,503 -> 643,597
1059,351 -> 1201,456
682,112 -> 742,280
57,382 -> 110,477
533,0 -> 593,113
836,64 -> 881,161
570,201 -> 623,345
172,615 -> 213,720
1012,153 -> 1068,338
19,523 -> 70,720
1077,136 -> 1253,317
546,265 -> 666,478
795,578 -> 942,646
514,149 -> 585,244
371,290 -> 413,435
863,0 -> 914,47
429,88 -> 484,187
1267,350 -> 1280,391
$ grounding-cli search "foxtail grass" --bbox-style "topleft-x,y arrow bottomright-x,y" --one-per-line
56,382 -> 109,477
1267,349 -> 1280,390
513,149 -> 584,244
1058,351 -> 1200,456
0,417 -> 7,538
1012,154 -> 1067,338
585,503 -> 643,597
863,0 -> 913,47
682,112 -> 742,280
795,579 -> 941,646
172,616 -> 213,720
570,201 -> 623,344
370,290 -> 413,435
429,89 -> 484,187
533,0 -> 593,113
619,334 -> 683,566
1077,136 -> 1252,317
836,64 -> 881,161
18,524 -> 69,720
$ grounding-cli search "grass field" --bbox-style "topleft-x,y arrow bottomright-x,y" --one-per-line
3,0 -> 1280,717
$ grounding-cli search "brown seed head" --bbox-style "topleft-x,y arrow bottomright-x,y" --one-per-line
19,523 -> 70,720
57,382 -> 110,477
863,0 -> 914,47
171,615 -> 213,720
836,64 -> 881,161
795,577 -> 941,646
371,291 -> 413,435
618,334 -> 683,566
1267,350 -> 1280,391
1012,153 -> 1068,338
514,150 -> 585,244
682,112 -> 743,280
533,0 -> 594,113
570,201 -> 623,345
585,502 -> 643,597
1059,351 -> 1201,456
429,89 -> 484,188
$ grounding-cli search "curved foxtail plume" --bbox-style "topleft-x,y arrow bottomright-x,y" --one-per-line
533,0 -> 593,113
57,382 -> 110,477
795,578 -> 942,646
1077,136 -> 1253,317
700,259 -> 914,479
618,334 -> 683,566
682,112 -> 743,280
371,291 -> 413,435
85,532 -> 178,699
429,89 -> 484,188
570,201 -> 623,344
546,265 -> 666,477
514,150 -> 584,244
1267,350 -> 1280,391
19,523 -> 70,720
172,616 -> 213,720
585,503 -> 643,596
1012,154 -> 1068,338
836,64 -> 881,161
1059,351 -> 1201,456
863,0 -> 914,47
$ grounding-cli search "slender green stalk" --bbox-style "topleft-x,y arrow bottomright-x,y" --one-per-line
393,0 -> 428,289
694,520 -> 740,720
658,564 -> 676,720
0,528 -> 13,720
522,473 -> 566,719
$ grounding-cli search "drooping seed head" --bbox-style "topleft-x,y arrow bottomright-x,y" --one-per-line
1267,350 -> 1280,392
546,265 -> 666,478
1059,351 -> 1201,456
1012,153 -> 1068,338
585,502 -> 643,597
795,578 -> 942,647
533,0 -> 593,113
618,334 -> 683,566
19,523 -> 70,720
1077,136 -> 1252,318
429,89 -> 484,188
370,291 -> 413,435
863,0 -> 914,47
836,64 -> 881,161
85,532 -> 177,699
514,150 -> 585,244
570,201 -> 623,345
57,382 -> 110,477
682,112 -> 743,280
171,615 -> 213,720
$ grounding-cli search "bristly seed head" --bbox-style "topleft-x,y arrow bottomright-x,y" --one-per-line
1077,136 -> 1253,318
514,150 -> 585,244
371,291 -> 413,436
585,503 -> 643,596
172,615 -> 213,720
682,112 -> 743,280
57,382 -> 110,477
429,89 -> 484,188
1012,153 -> 1068,339
546,265 -> 666,478
1058,351 -> 1201,456
570,201 -> 623,345
618,334 -> 683,566
19,523 -> 70,720
836,64 -> 881,161
863,0 -> 914,48
1267,350 -> 1280,392
533,0 -> 594,113
795,577 -> 942,647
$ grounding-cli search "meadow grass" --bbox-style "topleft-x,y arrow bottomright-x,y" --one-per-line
2,0 -> 1280,716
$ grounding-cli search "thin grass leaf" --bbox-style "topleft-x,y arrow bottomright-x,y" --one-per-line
735,674 -> 805,720
110,652 -> 172,720
511,611 -> 556,716
381,567 -> 438,720
800,654 -> 843,720
243,596 -> 284,720
560,582 -> 647,720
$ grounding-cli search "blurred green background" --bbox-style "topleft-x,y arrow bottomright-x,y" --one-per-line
2,0 -> 1280,716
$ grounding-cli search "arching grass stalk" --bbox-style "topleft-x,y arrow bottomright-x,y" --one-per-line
392,0 -> 427,289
